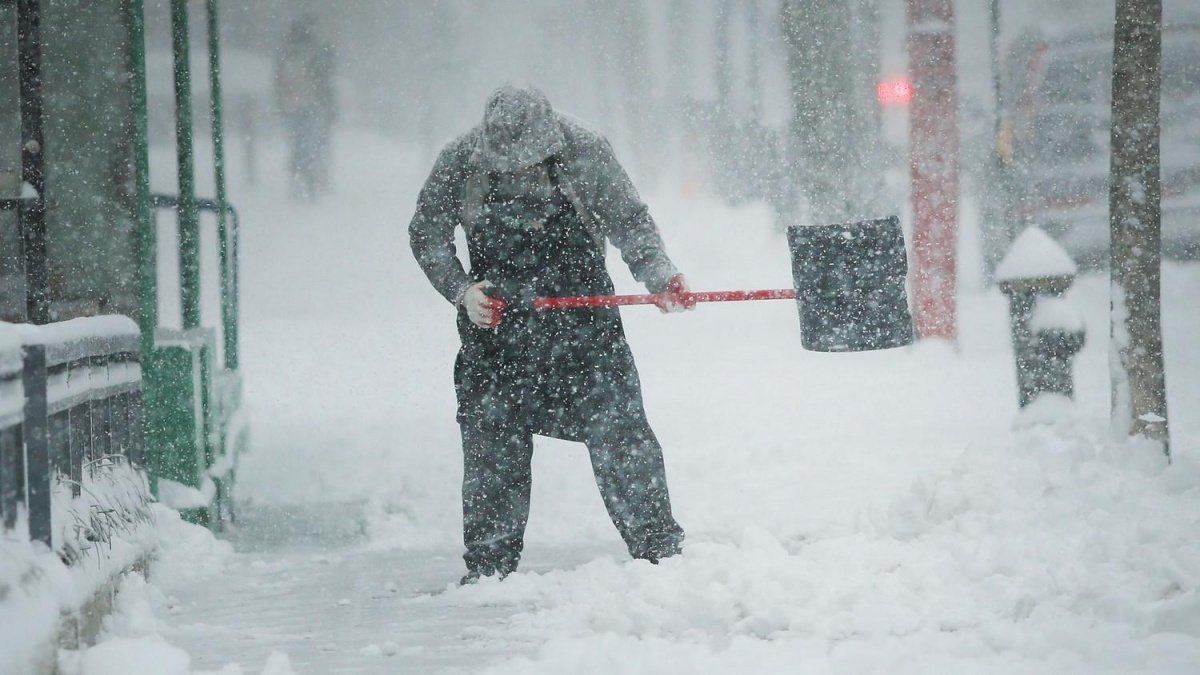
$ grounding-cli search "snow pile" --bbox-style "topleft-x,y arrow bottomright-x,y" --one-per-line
421,411 -> 1200,673
1,484 -> 237,674
16,314 -> 139,346
144,503 -> 234,586
157,477 -> 218,511
70,634 -> 193,675
0,459 -> 157,673
0,531 -> 70,673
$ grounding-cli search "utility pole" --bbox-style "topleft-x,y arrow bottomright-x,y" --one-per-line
987,0 -> 1003,144
715,0 -> 734,112
1109,0 -> 1170,456
16,0 -> 51,547
906,0 -> 959,341
780,0 -> 888,227
981,0 -> 1016,279
746,0 -> 762,121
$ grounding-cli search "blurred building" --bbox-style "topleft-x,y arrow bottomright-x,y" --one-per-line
0,2 -> 139,321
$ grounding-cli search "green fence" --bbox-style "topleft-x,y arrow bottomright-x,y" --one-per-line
131,0 -> 245,527
6,0 -> 245,529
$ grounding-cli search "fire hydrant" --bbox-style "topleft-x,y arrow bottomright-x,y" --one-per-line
994,227 -> 1086,408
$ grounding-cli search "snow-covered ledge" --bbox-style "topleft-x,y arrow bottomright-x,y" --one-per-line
0,317 -> 162,674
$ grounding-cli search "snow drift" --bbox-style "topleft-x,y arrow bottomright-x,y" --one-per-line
420,402 -> 1200,673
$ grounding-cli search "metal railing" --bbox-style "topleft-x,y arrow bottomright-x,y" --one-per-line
149,192 -> 241,368
0,0 -> 244,534
133,0 -> 245,527
0,316 -> 144,548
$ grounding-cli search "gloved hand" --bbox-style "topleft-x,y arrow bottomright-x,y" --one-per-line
654,274 -> 696,313
460,280 -> 506,328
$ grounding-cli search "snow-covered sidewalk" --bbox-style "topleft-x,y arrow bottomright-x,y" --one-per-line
65,129 -> 1198,673
146,404 -> 1200,674
69,410 -> 1200,674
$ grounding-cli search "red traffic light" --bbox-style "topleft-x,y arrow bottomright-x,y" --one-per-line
877,77 -> 913,105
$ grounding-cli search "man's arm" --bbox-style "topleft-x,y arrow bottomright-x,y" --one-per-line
585,137 -> 679,293
409,147 -> 472,304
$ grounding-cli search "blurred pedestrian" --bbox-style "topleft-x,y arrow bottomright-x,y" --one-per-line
274,15 -> 336,199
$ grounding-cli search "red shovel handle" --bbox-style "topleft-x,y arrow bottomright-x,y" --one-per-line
533,288 -> 797,310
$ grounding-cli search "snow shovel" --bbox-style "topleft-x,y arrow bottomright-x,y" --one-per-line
533,216 -> 915,352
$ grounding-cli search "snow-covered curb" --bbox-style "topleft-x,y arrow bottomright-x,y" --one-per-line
53,505 -> 294,674
0,532 -> 71,672
0,499 -> 251,674
0,454 -> 237,675
2,459 -> 154,672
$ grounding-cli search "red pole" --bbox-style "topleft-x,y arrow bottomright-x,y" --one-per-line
907,0 -> 959,340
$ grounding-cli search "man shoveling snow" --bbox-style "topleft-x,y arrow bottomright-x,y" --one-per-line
409,84 -> 692,583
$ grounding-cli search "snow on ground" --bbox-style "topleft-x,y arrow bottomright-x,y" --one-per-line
457,403 -> 1200,673
54,505 -> 294,675
0,529 -> 68,673
117,128 -> 1200,672
0,459 -> 160,674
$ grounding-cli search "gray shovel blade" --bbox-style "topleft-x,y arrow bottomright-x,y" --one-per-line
787,216 -> 915,352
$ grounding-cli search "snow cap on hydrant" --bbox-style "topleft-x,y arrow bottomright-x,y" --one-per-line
478,84 -> 564,172
995,227 -> 1078,284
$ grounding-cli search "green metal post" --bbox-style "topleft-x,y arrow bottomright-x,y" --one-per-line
205,0 -> 237,370
229,203 -> 240,373
171,0 -> 201,330
129,0 -> 163,497
128,0 -> 155,354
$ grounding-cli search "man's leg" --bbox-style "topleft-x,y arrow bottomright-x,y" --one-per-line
314,122 -> 333,195
584,417 -> 684,562
283,118 -> 299,195
296,117 -> 320,199
461,420 -> 534,578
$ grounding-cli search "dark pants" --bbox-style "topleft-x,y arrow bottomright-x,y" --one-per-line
456,160 -> 683,575
461,414 -> 684,576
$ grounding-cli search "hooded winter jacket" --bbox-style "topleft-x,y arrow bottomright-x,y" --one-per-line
409,93 -> 678,305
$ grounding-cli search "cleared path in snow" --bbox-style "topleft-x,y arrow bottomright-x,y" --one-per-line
161,502 -> 618,673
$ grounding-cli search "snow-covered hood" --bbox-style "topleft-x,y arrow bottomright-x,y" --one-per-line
473,85 -> 565,173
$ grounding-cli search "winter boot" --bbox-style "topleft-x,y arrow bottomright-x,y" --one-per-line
459,566 -> 510,586
634,530 -> 683,564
